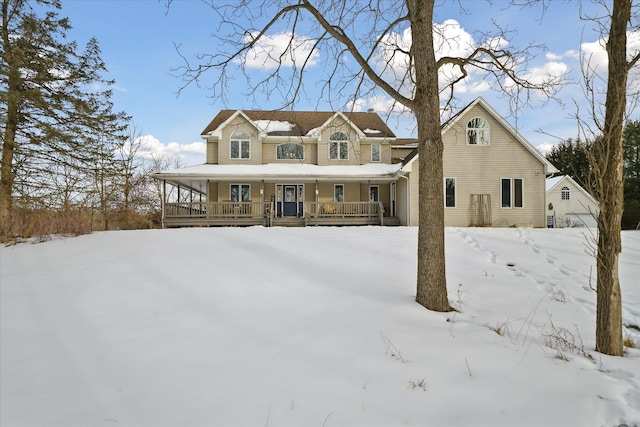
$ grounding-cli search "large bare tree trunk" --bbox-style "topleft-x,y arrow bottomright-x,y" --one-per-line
595,0 -> 629,356
409,0 -> 451,312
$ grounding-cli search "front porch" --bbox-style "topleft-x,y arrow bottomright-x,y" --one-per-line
162,200 -> 396,227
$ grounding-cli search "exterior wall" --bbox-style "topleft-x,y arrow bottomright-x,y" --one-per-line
317,119 -> 362,166
215,181 -> 264,201
217,115 -> 263,165
408,164 -> 419,226
360,141 -> 392,164
262,140 -> 318,164
206,141 -> 218,164
547,180 -> 599,227
207,181 -> 218,201
441,104 -> 546,227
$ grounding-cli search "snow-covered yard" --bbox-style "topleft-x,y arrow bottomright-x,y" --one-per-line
1,227 -> 639,426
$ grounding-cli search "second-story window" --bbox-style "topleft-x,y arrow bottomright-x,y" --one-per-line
371,143 -> 381,162
329,131 -> 349,160
276,143 -> 304,160
467,117 -> 490,145
230,130 -> 250,159
561,186 -> 570,200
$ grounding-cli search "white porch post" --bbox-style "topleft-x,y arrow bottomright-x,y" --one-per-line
161,180 -> 166,229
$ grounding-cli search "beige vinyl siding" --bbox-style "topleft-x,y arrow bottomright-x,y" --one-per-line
206,141 -> 218,164
315,182 -> 360,201
218,116 -> 262,165
207,181 -> 218,201
360,141 -> 392,164
359,183 -> 391,212
217,182 -> 262,201
442,104 -> 546,227
262,141 -> 318,164
317,120 -> 361,166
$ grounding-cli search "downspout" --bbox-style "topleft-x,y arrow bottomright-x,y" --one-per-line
398,173 -> 410,226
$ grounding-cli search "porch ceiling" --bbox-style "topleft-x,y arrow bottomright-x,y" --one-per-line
152,163 -> 402,189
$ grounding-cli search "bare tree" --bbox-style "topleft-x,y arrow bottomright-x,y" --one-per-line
174,0 -> 559,311
580,0 -> 640,356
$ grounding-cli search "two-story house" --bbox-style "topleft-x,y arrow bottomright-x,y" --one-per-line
152,110 -> 403,227
152,97 -> 558,228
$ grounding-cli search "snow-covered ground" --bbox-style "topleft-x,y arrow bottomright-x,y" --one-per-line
1,227 -> 639,427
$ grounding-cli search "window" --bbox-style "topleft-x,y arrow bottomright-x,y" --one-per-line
561,186 -> 570,200
371,144 -> 381,162
230,184 -> 251,202
501,178 -> 523,208
444,177 -> 456,207
334,184 -> 344,202
276,143 -> 304,160
329,132 -> 349,160
230,130 -> 250,159
467,117 -> 490,145
369,186 -> 379,202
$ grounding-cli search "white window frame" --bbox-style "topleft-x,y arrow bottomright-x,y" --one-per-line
329,132 -> 349,160
230,184 -> 251,202
334,184 -> 345,202
230,130 -> 250,159
561,186 -> 570,200
444,177 -> 456,208
466,117 -> 490,145
500,178 -> 524,208
371,143 -> 381,162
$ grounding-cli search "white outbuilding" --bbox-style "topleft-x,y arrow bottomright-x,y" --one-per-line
546,175 -> 599,228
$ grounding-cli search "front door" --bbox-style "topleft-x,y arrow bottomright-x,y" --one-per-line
283,185 -> 297,216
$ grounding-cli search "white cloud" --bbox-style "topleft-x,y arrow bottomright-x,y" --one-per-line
129,135 -> 205,160
242,31 -> 320,70
536,142 -> 555,156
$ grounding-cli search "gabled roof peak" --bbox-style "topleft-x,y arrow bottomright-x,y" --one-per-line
201,109 -> 395,138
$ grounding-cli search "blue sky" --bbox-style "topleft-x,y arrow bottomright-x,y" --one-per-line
59,0 -> 639,166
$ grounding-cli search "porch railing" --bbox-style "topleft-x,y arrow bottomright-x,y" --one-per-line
164,201 -> 270,218
164,201 -> 384,225
307,201 -> 382,218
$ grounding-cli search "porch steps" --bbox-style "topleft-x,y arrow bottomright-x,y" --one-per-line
272,217 -> 306,227
383,217 -> 401,226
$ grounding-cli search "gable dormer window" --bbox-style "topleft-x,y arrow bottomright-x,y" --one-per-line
561,186 -> 570,200
329,131 -> 349,160
230,130 -> 250,159
276,143 -> 304,160
467,117 -> 489,145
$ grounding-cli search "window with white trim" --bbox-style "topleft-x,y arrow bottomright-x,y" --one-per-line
467,117 -> 490,145
329,132 -> 349,160
276,143 -> 304,160
230,130 -> 250,159
444,177 -> 456,207
371,143 -> 381,162
501,178 -> 523,208
334,184 -> 344,202
230,184 -> 251,202
561,186 -> 570,200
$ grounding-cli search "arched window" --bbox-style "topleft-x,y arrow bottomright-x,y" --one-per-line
329,131 -> 349,160
230,130 -> 250,159
466,117 -> 490,145
276,143 -> 304,160
561,186 -> 570,200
